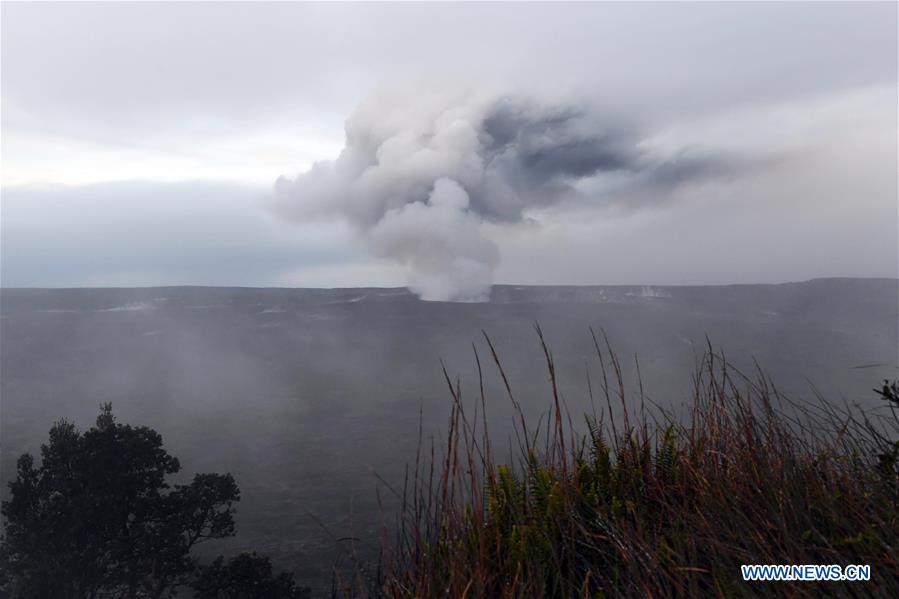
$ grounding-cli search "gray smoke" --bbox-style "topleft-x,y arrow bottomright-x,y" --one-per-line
274,88 -> 726,301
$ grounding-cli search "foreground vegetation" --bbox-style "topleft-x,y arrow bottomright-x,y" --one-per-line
0,405 -> 308,598
365,330 -> 899,597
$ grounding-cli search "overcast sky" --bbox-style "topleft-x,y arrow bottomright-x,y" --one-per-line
2,2 -> 896,290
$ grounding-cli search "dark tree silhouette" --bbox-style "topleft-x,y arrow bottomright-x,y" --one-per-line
1,404 -> 240,598
191,552 -> 309,599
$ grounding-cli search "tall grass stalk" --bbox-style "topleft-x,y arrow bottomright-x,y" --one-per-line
350,329 -> 899,597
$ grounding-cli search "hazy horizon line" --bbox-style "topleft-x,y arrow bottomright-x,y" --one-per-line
2,276 -> 896,293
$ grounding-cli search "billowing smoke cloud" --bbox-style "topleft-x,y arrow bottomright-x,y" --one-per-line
274,88 -> 726,301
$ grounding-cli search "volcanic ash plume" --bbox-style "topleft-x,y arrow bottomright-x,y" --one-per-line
273,88 -> 707,301
367,177 -> 498,301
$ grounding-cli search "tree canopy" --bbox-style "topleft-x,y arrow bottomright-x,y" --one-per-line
0,404 -> 305,599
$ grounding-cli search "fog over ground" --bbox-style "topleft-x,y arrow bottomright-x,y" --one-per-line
2,2 -> 896,291
2,281 -> 897,587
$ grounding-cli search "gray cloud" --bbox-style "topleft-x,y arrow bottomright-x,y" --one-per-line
1,3 -> 895,291
0,182 -> 360,288
3,3 -> 894,147
272,90 -> 743,301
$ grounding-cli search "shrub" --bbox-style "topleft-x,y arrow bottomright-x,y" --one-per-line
191,552 -> 310,599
